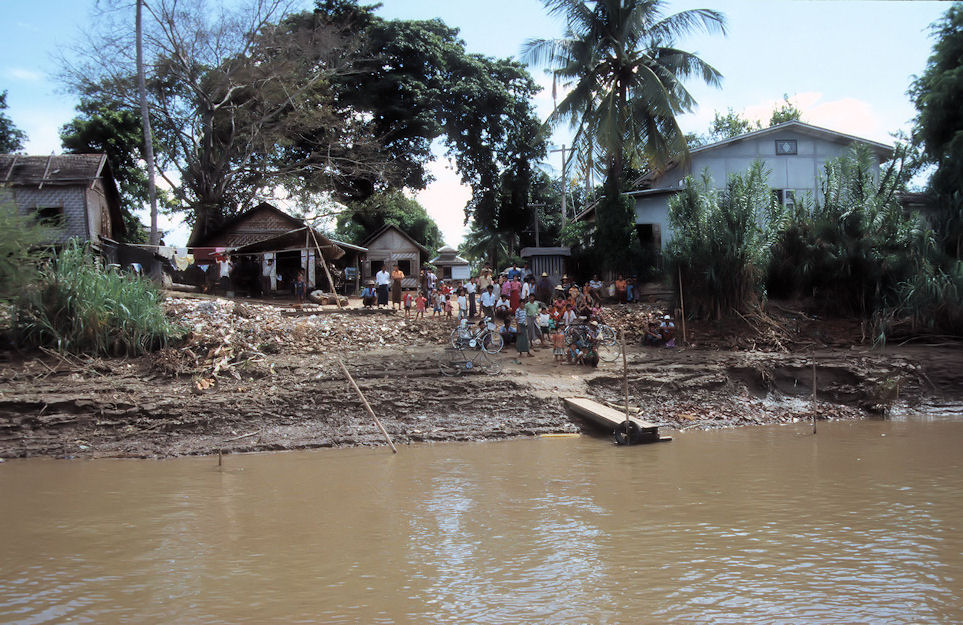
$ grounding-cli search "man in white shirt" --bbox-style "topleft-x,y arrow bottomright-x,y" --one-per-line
375,264 -> 391,308
479,284 -> 497,320
465,277 -> 477,317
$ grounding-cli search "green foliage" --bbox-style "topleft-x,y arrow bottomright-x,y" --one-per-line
60,98 -> 175,243
525,0 -> 726,271
768,145 -> 918,318
0,91 -> 26,153
13,241 -> 182,356
667,162 -> 783,319
890,228 -> 963,334
690,108 -> 761,147
769,94 -> 803,126
460,222 -> 516,270
911,2 -> 963,256
334,190 -> 441,252
0,201 -> 52,302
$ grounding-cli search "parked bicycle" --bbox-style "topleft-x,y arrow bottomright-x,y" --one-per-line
563,318 -> 621,362
450,317 -> 504,354
438,346 -> 503,376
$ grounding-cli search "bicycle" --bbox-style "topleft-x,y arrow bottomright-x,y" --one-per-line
563,318 -> 621,362
450,317 -> 504,354
438,346 -> 503,376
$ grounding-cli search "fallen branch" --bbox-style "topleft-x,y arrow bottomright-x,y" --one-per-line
223,430 -> 260,443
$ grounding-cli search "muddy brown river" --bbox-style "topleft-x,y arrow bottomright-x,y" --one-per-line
1,413 -> 961,624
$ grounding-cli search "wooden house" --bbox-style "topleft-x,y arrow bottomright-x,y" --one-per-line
360,224 -> 429,289
0,153 -> 125,246
430,245 -> 471,280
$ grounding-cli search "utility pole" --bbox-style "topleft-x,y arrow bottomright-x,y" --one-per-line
136,0 -> 160,245
550,145 -> 570,226
527,203 -> 546,247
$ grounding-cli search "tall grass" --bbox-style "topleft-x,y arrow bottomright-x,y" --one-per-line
14,241 -> 182,356
0,200 -> 52,302
666,162 -> 783,319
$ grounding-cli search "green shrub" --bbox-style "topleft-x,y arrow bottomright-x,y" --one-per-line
0,200 -> 53,302
14,241 -> 182,356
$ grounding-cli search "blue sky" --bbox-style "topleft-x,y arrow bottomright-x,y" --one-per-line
0,0 -> 949,246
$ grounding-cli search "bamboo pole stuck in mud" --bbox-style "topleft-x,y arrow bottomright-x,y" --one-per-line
336,358 -> 398,453
622,331 -> 632,444
812,355 -> 818,435
678,265 -> 688,346
309,228 -> 343,310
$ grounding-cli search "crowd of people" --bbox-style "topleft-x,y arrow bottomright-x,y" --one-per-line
357,261 -> 677,365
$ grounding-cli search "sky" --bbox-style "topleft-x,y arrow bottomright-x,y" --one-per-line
0,0 -> 949,247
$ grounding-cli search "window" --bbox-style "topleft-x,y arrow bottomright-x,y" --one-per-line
36,206 -> 64,226
773,189 -> 800,208
442,266 -> 452,279
775,140 -> 797,155
397,259 -> 412,276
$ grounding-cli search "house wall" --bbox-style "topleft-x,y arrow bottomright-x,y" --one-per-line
363,229 -> 421,289
9,185 -> 89,244
635,130 -> 884,249
86,184 -> 113,241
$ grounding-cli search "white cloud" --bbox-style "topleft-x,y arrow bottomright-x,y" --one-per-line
742,92 -> 890,144
5,67 -> 44,82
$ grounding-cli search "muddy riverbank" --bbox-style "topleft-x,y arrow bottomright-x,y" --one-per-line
1,295 -> 961,459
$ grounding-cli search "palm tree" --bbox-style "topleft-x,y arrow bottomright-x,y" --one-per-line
525,0 -> 725,265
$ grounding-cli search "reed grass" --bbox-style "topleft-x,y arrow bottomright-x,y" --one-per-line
14,241 -> 182,356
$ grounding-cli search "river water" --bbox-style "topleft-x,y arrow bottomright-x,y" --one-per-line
1,415 -> 961,624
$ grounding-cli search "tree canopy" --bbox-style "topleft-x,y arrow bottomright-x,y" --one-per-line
524,0 -> 726,270
333,190 -> 442,253
0,91 -> 26,153
911,2 -> 963,256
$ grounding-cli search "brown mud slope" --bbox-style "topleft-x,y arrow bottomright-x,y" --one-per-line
1,343 -> 961,460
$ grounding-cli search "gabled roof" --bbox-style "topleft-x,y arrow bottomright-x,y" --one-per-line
189,201 -> 305,247
635,120 -> 895,189
361,224 -> 430,255
0,153 -> 126,236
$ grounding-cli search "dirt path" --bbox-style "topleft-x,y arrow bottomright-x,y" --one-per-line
1,338 -> 960,460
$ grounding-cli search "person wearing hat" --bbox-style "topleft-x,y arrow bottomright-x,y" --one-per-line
360,280 -> 377,308
479,283 -> 498,320
536,271 -> 553,303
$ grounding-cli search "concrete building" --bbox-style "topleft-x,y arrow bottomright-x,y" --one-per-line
576,121 -> 894,254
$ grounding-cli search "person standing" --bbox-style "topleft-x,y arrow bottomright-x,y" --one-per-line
390,264 -> 404,310
466,277 -> 477,318
615,274 -> 628,304
515,303 -> 533,358
478,266 -> 493,293
524,294 -> 541,349
509,275 -> 522,313
375,263 -> 391,308
535,272 -> 553,303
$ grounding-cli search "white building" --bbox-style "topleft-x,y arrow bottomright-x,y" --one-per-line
576,121 -> 894,253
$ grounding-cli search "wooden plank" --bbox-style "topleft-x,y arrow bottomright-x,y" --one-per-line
563,397 -> 658,431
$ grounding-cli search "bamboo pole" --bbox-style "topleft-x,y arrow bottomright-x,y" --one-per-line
337,358 -> 398,453
678,265 -> 687,346
812,355 -> 818,435
309,228 -> 343,310
622,330 -> 631,445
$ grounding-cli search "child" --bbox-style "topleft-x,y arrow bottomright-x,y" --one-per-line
444,295 -> 454,319
551,322 -> 565,363
538,306 -> 551,347
403,291 -> 413,319
415,291 -> 427,319
562,304 -> 577,328
294,269 -> 306,306
457,289 -> 468,320
432,291 -> 443,318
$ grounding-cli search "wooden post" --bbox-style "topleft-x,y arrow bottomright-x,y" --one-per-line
337,358 -> 398,453
812,355 -> 818,435
309,228 -> 343,310
678,265 -> 687,346
218,449 -> 222,467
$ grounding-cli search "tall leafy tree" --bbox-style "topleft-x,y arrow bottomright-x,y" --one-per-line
769,94 -> 803,126
524,0 -> 725,269
911,2 -> 963,257
0,91 -> 27,153
333,190 -> 442,253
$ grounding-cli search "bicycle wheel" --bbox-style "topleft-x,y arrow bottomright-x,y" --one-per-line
596,339 -> 622,362
482,330 -> 504,354
598,324 -> 617,346
449,327 -> 462,349
478,350 -> 502,375
438,348 -> 464,376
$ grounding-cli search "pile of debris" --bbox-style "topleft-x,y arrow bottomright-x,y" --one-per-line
156,296 -> 453,379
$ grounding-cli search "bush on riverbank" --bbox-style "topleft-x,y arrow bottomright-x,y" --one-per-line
13,241 -> 183,356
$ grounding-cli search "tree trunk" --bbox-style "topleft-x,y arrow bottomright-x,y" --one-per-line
136,0 -> 160,246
